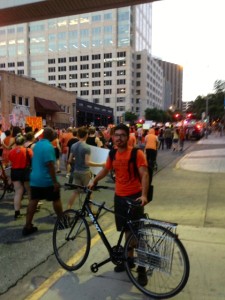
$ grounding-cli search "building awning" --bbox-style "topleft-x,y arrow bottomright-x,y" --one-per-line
34,97 -> 62,112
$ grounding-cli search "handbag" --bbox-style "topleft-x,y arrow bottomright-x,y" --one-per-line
147,185 -> 154,202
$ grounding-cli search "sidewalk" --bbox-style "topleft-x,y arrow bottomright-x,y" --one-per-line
176,134 -> 225,173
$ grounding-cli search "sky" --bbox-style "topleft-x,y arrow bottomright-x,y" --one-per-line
151,0 -> 225,102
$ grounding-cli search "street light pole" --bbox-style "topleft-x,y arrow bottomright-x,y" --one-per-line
205,97 -> 209,139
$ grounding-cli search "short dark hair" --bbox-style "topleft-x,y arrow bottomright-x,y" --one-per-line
114,123 -> 129,137
77,126 -> 88,139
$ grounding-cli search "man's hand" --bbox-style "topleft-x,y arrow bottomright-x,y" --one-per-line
87,179 -> 97,190
135,196 -> 148,206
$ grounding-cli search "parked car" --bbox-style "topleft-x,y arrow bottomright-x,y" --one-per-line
185,123 -> 204,140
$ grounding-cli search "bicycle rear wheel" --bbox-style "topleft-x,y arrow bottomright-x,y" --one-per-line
0,176 -> 7,200
124,224 -> 190,299
53,209 -> 91,271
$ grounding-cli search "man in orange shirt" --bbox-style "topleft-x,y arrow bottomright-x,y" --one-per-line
59,127 -> 73,176
89,123 -> 149,286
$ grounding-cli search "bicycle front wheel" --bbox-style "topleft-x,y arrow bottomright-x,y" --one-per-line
0,176 -> 7,200
124,224 -> 190,299
53,209 -> 91,271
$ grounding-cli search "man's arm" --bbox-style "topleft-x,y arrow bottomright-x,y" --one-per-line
88,167 -> 109,188
47,161 -> 60,190
138,166 -> 149,206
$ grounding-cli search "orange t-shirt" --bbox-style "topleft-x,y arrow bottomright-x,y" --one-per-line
8,146 -> 33,169
105,147 -> 147,196
128,134 -> 136,148
60,132 -> 73,154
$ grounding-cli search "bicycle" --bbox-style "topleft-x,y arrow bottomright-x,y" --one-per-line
0,159 -> 14,200
53,183 -> 190,299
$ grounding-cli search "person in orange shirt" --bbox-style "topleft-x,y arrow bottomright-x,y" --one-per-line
59,127 -> 73,176
8,133 -> 33,219
89,123 -> 149,286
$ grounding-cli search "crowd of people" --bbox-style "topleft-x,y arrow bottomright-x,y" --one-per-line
0,121 -> 188,286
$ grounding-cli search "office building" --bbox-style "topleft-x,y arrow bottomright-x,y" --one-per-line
0,4 -> 165,124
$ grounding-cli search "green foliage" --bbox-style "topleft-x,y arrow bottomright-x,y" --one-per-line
145,108 -> 172,122
124,111 -> 138,122
188,80 -> 225,121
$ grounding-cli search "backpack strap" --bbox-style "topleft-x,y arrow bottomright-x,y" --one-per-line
129,147 -> 140,179
109,148 -> 117,161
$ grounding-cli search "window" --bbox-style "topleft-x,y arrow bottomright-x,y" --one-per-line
48,75 -> 56,80
104,89 -> 112,95
58,66 -> 66,72
93,99 -> 100,104
136,81 -> 141,86
117,79 -> 126,85
0,63 -> 5,68
117,97 -> 125,102
58,57 -> 66,63
117,106 -> 125,111
18,96 -> 23,105
80,82 -> 89,87
8,62 -> 15,67
136,72 -> 141,78
58,75 -> 66,80
92,63 -> 101,69
80,64 -> 89,70
92,54 -> 101,60
48,58 -> 55,64
104,53 -> 112,59
92,72 -> 101,78
136,54 -> 141,60
92,81 -> 101,86
81,90 -> 89,96
117,88 -> 126,94
104,13 -> 112,20
117,70 -> 126,76
69,74 -> 77,79
117,60 -> 126,67
48,67 -> 55,72
69,82 -> 77,88
104,62 -> 112,68
17,70 -> 24,75
92,90 -> 101,95
117,51 -> 126,58
12,95 -> 16,104
25,98 -> 29,106
80,73 -> 89,79
105,98 -> 110,103
104,71 -> 112,77
69,56 -> 77,62
69,65 -> 77,71
80,55 -> 89,61
17,61 -> 24,67
104,80 -> 112,86
92,15 -> 101,22
136,63 -> 141,69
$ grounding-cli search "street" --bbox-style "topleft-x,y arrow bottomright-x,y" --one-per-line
1,136 -> 225,299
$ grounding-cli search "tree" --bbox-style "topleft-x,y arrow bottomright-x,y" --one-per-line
145,108 -> 172,122
214,80 -> 225,94
124,111 -> 138,123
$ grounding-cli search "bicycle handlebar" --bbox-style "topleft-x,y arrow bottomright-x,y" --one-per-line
64,183 -> 108,192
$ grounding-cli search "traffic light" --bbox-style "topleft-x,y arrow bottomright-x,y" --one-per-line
187,113 -> 192,118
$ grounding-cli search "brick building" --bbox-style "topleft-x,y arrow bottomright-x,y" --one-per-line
0,71 -> 75,130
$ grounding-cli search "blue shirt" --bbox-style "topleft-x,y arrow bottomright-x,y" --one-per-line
30,139 -> 56,187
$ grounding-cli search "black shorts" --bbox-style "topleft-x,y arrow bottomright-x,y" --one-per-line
30,186 -> 60,202
114,191 -> 144,231
54,148 -> 60,159
11,168 -> 30,182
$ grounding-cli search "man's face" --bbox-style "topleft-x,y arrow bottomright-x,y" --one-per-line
113,129 -> 128,148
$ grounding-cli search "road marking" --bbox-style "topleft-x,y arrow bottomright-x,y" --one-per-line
25,226 -> 115,300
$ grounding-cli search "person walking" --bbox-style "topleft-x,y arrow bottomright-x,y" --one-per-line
158,127 -> 165,150
67,126 -> 105,209
172,127 -> 179,151
22,127 -> 63,236
88,123 -> 149,286
164,126 -> 173,149
86,126 -> 103,147
8,133 -> 33,219
179,127 -> 185,151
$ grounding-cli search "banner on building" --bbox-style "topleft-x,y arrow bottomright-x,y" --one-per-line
25,116 -> 43,130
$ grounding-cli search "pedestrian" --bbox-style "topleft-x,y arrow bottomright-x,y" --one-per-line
22,127 -> 63,236
172,127 -> 179,151
51,130 -> 62,173
164,126 -> 173,149
86,126 -> 103,147
179,127 -> 185,151
158,127 -> 165,150
67,126 -> 105,209
88,123 -> 149,286
59,127 -> 73,177
67,128 -> 79,184
8,133 -> 33,219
